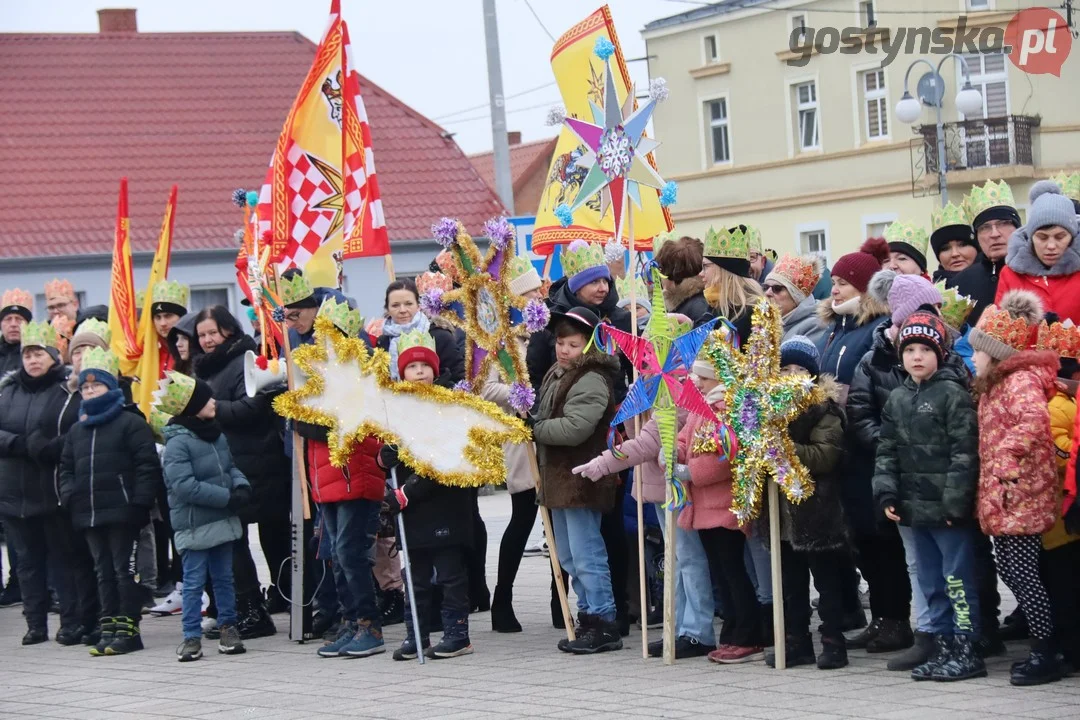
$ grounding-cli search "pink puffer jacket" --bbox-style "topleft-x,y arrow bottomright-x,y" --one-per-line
676,395 -> 739,532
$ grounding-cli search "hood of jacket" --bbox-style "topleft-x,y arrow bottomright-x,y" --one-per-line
663,276 -> 706,312
977,348 -> 1059,399
783,295 -> 819,330
193,333 -> 258,379
546,347 -> 621,383
1005,226 -> 1080,278
815,293 -> 889,328
167,312 -> 200,364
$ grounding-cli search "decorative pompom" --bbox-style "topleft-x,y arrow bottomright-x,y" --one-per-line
432,217 -> 460,248
482,217 -> 515,252
231,188 -> 248,208
867,269 -> 897,307
659,180 -> 678,208
649,78 -> 669,103
555,204 -> 574,228
1030,179 -> 1064,204
999,289 -> 1044,326
271,307 -> 286,323
254,355 -> 269,371
545,104 -> 566,126
261,229 -> 275,244
567,238 -> 590,253
603,240 -> 624,264
246,190 -> 260,208
245,306 -> 258,324
453,379 -> 474,393
594,36 -> 615,61
419,289 -> 445,317
523,298 -> 550,333
860,236 -> 891,265
508,382 -> 536,414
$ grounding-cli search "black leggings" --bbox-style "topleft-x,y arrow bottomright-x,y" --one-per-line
854,525 -> 911,622
699,526 -> 762,647
995,535 -> 1054,640
467,499 -> 489,605
496,489 -> 538,593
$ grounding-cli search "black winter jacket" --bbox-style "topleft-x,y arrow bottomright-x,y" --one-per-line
376,316 -> 465,390
0,340 -> 21,377
0,366 -> 69,518
195,333 -> 289,523
946,252 -> 1004,327
381,446 -> 474,551
59,397 -> 162,530
872,365 -> 979,526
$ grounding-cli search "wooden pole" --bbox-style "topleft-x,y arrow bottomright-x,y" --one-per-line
542,251 -> 555,280
662,478 -> 678,664
768,481 -> 786,669
384,253 -> 397,283
625,208 -> 648,659
527,444 -> 575,641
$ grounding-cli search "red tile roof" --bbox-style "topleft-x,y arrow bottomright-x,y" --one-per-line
468,137 -> 558,198
0,30 -> 504,259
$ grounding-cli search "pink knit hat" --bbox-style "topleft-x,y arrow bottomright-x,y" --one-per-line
868,271 -> 944,327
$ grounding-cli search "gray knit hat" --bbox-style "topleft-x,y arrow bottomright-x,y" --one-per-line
1026,181 -> 1079,238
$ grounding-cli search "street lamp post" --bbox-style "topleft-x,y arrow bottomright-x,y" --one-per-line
895,54 -> 984,206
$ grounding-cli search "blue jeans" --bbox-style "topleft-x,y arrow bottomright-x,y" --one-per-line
898,525 -> 933,632
911,525 -> 980,637
551,507 -> 615,622
320,499 -> 381,624
654,504 -> 716,645
745,532 -> 772,604
181,543 -> 236,640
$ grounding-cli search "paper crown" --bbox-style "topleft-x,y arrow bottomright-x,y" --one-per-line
772,254 -> 822,298
703,226 -> 750,261
931,202 -> 972,232
562,240 -> 606,278
21,321 -> 58,350
44,278 -> 75,301
615,275 -> 648,301
884,220 -> 929,256
1036,319 -> 1080,358
415,271 -> 453,295
51,315 -> 74,343
152,371 -> 197,417
397,327 -> 436,355
740,225 -> 763,253
149,408 -> 172,439
435,250 -> 463,284
135,289 -> 146,310
278,273 -> 313,307
965,179 -> 1016,218
80,347 -> 120,378
1048,171 -> 1080,202
365,316 -> 385,338
317,297 -> 362,338
151,280 -> 190,311
507,255 -> 534,282
74,317 -> 112,345
1,288 -> 33,311
652,229 -> 679,254
977,305 -> 1037,353
934,281 -> 977,329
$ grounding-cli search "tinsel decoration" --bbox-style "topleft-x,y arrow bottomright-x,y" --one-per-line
273,316 -> 529,485
523,299 -> 550,333
659,181 -> 678,208
648,77 -> 670,103
482,216 -> 515,252
419,289 -> 446,317
272,307 -> 286,323
545,104 -> 566,127
594,36 -> 615,61
231,188 -> 248,208
508,382 -> 535,414
603,239 -> 625,264
555,203 -> 574,228
431,217 -> 461,248
454,379 -> 474,393
703,299 -> 825,524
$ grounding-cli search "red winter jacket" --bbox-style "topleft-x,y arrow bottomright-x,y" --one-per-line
995,225 -> 1080,324
306,436 -> 385,504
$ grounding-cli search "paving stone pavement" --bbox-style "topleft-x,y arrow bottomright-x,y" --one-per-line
1,492 -> 1078,719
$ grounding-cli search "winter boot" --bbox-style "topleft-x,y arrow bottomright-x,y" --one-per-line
888,630 -> 934,671
766,633 -> 816,668
342,618 -> 386,657
816,635 -> 848,670
89,618 -> 115,657
81,621 -> 102,647
999,607 -> 1029,642
846,617 -> 882,649
490,585 -> 522,633
426,614 -> 473,659
558,612 -> 591,653
566,615 -> 623,655
0,577 -> 22,607
105,616 -> 144,655
379,589 -> 405,627
760,603 -> 775,648
237,590 -> 276,640
866,618 -> 914,653
55,625 -> 84,646
1011,639 -> 1064,686
912,634 -> 951,681
932,634 -> 986,681
22,626 -> 48,645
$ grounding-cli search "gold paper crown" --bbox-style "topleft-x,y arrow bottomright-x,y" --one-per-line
884,220 -> 929,257
278,273 -> 314,307
74,318 -> 112,345
773,254 -> 821,297
1036,319 -> 1080,358
931,202 -> 972,232
151,280 -> 190,311
561,240 -> 606,278
80,347 -> 120,378
965,179 -> 1016,219
317,297 -> 362,338
415,271 -> 453,295
44,278 -> 75,301
615,276 -> 648,301
934,281 -> 977,329
703,226 -> 749,261
21,321 -> 58,350
652,229 -> 679,254
1048,171 -> 1080,202
152,371 -> 197,417
1,288 -> 33,311
397,327 -> 436,354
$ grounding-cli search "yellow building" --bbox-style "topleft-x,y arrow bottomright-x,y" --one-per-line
643,0 -> 1080,270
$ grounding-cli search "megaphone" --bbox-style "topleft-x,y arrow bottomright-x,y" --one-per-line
244,350 -> 291,397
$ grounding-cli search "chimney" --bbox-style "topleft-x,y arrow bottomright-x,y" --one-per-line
98,9 -> 138,33
507,131 -> 522,146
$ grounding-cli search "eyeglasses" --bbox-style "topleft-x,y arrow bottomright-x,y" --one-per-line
762,283 -> 787,294
284,311 -> 303,322
46,301 -> 71,313
976,220 -> 1016,235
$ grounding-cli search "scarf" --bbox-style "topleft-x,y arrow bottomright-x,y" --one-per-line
168,415 -> 222,442
381,312 -> 431,380
831,295 -> 861,316
79,389 -> 126,427
194,334 -> 255,379
17,364 -> 64,393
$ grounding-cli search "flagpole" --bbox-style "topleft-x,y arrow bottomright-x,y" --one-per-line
384,254 -> 396,283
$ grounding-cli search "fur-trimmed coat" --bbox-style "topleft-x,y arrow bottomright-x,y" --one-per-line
534,351 -> 620,512
995,225 -> 1080,324
662,277 -> 713,328
815,294 -> 890,390
976,349 -> 1060,536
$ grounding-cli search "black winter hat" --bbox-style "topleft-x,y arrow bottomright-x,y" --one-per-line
181,378 -> 215,417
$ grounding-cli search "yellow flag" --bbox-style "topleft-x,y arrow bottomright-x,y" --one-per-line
131,186 -> 176,418
108,177 -> 139,376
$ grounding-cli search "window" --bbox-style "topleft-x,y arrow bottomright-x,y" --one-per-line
966,0 -> 991,10
961,52 -> 1008,119
799,228 -> 828,257
190,286 -> 230,314
704,35 -> 719,63
704,98 -> 731,164
866,221 -> 891,238
859,1 -> 876,27
34,291 -> 87,321
791,13 -> 808,41
795,81 -> 819,150
959,52 -> 1009,166
861,68 -> 888,140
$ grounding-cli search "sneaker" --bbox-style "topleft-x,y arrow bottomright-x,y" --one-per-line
817,636 -> 849,670
846,617 -> 883,649
859,589 -> 871,609
866,619 -> 914,653
641,606 -> 663,630
218,624 -> 246,655
558,613 -> 591,653
201,617 -> 218,635
342,620 -> 386,658
177,637 -> 203,662
933,635 -> 986,682
648,635 -> 716,659
153,580 -> 176,598
425,635 -> 474,659
708,644 -> 765,664
393,635 -> 430,661
55,625 -> 83,646
888,631 -> 934,671
523,538 -> 549,557
317,621 -> 358,658
565,617 -> 623,655
150,584 -> 183,616
22,627 -> 48,645
765,634 -> 816,668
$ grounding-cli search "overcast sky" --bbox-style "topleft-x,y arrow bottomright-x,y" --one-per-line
6,0 -> 687,155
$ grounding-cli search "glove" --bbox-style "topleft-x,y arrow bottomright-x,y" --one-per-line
1065,502 -> 1080,537
383,487 -> 408,514
379,444 -> 400,471
657,449 -> 667,470
226,485 -> 252,513
673,463 -> 691,483
572,457 -> 608,482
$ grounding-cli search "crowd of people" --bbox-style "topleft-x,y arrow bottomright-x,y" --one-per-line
1,175 -> 1079,686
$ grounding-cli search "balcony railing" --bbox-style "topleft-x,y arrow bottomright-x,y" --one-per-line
914,115 -> 1039,175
